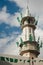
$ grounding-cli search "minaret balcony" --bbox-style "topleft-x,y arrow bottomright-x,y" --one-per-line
19,41 -> 40,53
21,24 -> 36,30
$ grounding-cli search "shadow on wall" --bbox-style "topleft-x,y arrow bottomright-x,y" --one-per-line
0,61 -> 12,65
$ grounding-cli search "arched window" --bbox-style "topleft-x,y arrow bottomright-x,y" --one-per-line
27,19 -> 30,24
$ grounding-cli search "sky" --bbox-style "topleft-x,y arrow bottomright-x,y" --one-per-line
0,0 -> 43,58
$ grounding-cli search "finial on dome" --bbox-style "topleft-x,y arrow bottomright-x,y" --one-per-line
25,5 -> 30,16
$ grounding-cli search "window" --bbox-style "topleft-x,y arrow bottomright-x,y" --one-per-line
24,21 -> 28,25
19,59 -> 22,61
0,57 -> 5,61
14,59 -> 18,63
5,57 -> 9,61
10,58 -> 13,62
27,60 -> 30,63
27,19 -> 30,24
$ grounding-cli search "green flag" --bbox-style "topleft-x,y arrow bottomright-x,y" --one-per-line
17,17 -> 22,25
17,17 -> 20,23
37,37 -> 40,43
37,44 -> 40,50
35,20 -> 38,25
16,42 -> 19,47
40,41 -> 43,48
20,38 -> 24,44
20,38 -> 24,48
20,38 -> 23,43
29,34 -> 32,42
20,12 -> 22,19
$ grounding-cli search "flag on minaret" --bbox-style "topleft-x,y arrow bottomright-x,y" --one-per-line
40,41 -> 43,48
29,34 -> 32,42
16,42 -> 19,47
17,17 -> 21,23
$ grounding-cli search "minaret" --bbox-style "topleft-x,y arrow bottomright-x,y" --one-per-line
18,6 -> 40,59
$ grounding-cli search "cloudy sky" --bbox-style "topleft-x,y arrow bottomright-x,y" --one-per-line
0,0 -> 43,58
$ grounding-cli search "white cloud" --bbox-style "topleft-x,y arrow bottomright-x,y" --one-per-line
0,6 -> 10,23
0,34 -> 18,54
0,6 -> 20,26
9,0 -> 43,27
35,28 -> 43,41
0,38 -> 8,47
3,42 -> 19,55
0,5 -> 21,54
8,13 -> 20,26
2,35 -> 21,55
35,28 -> 43,58
0,37 -> 9,53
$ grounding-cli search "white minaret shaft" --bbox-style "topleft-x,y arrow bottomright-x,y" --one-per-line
22,26 -> 35,41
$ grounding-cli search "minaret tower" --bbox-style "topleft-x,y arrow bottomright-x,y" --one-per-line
18,6 -> 40,59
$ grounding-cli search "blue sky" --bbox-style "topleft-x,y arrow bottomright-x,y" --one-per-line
0,0 -> 22,55
0,0 -> 21,14
0,0 -> 22,38
0,0 -> 43,57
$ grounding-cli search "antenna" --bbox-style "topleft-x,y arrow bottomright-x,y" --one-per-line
25,0 -> 30,16
26,0 -> 30,9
